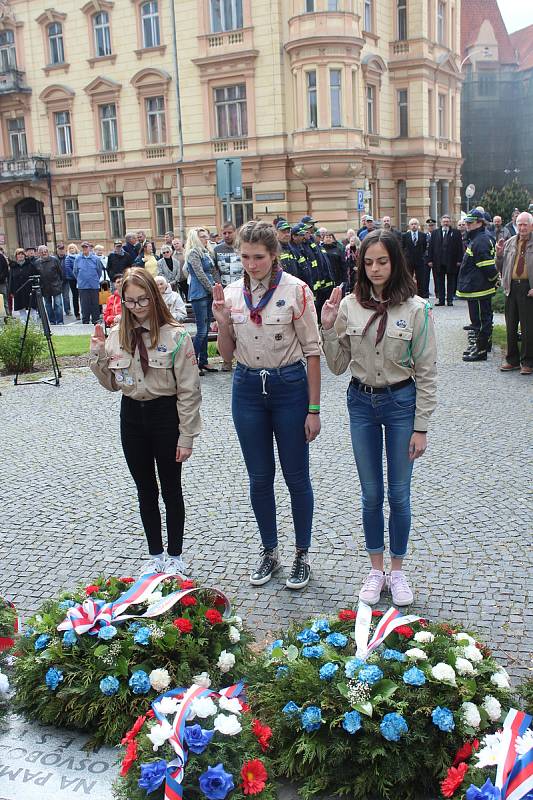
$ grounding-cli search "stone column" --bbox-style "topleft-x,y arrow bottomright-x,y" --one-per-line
430,180 -> 437,220
441,180 -> 449,216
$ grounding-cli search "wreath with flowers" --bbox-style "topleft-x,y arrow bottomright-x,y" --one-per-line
13,574 -> 252,747
0,598 -> 17,724
247,605 -> 517,800
113,681 -> 276,800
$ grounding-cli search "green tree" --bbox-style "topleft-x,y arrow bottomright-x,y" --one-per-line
479,179 -> 530,223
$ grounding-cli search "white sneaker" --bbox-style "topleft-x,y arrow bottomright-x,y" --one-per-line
165,554 -> 189,578
141,555 -> 166,575
389,570 -> 414,606
358,569 -> 386,605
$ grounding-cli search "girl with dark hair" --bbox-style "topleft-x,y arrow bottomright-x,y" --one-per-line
90,267 -> 202,575
212,220 -> 322,590
321,230 -> 437,606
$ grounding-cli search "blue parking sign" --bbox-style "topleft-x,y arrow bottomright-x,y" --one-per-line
357,190 -> 365,211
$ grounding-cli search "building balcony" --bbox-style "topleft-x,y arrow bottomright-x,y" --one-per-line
0,69 -> 31,96
196,26 -> 254,60
0,156 -> 49,181
286,11 -> 363,59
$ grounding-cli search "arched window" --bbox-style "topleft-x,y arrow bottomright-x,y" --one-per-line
141,1 -> 160,48
48,22 -> 65,65
0,29 -> 17,71
93,11 -> 111,57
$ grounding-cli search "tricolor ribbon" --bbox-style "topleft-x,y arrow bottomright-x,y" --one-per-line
57,574 -> 230,636
0,599 -> 18,652
496,709 -> 533,800
355,601 -> 420,660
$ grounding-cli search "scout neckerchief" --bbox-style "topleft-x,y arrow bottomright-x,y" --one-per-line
133,327 -> 149,375
359,296 -> 390,345
243,266 -> 283,325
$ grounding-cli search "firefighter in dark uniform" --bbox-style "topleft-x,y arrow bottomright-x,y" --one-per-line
457,209 -> 499,362
300,216 -> 335,318
289,224 -> 313,289
276,220 -> 300,278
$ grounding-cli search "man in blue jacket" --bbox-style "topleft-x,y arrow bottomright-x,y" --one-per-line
74,242 -> 103,324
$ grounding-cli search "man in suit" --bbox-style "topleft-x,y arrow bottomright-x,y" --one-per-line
427,215 -> 464,306
402,218 -> 429,297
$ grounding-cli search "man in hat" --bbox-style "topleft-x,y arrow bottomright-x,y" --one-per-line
457,209 -> 498,362
290,224 -> 313,288
358,215 -> 375,241
277,220 -> 299,278
73,241 -> 104,325
300,216 -> 334,314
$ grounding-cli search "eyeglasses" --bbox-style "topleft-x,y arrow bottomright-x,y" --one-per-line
123,296 -> 150,309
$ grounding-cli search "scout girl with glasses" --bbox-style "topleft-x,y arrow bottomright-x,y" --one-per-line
90,267 -> 202,576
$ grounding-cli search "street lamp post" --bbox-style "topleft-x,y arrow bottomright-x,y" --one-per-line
459,46 -> 492,71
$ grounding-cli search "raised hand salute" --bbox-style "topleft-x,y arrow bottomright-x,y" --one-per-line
211,282 -> 231,327
320,285 -> 343,330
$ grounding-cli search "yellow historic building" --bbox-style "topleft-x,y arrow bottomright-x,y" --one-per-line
0,0 -> 463,251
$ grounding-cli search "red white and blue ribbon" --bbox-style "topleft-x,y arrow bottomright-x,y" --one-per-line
355,601 -> 420,660
57,574 -> 230,635
496,709 -> 533,800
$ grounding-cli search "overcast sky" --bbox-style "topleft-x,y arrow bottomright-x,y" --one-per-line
497,0 -> 533,33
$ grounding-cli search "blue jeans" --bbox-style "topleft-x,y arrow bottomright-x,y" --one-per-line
347,380 -> 416,559
62,281 -> 71,315
44,294 -> 64,325
190,297 -> 211,368
232,361 -> 313,551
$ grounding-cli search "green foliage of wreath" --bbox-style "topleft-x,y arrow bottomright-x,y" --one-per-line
0,598 -> 17,725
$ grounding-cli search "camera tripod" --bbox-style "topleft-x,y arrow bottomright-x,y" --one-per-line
14,275 -> 61,387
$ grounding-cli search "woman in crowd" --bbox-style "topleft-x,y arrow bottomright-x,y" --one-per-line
157,244 -> 183,291
212,220 -> 321,591
94,244 -> 108,270
155,275 -> 187,321
8,248 -> 34,321
90,267 -> 201,575
323,232 -> 347,289
345,235 -> 361,291
64,244 -> 80,319
321,230 -> 437,606
185,227 -> 216,376
103,272 -> 124,327
136,242 -> 158,278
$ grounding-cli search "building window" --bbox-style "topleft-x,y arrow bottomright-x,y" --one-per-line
305,0 -> 315,10
64,198 -> 81,240
108,195 -> 126,239
428,88 -> 434,136
154,191 -> 173,237
397,0 -> 407,40
225,185 -> 253,228
397,89 -> 408,137
93,11 -> 111,57
327,0 -> 339,9
330,69 -> 342,127
214,84 -> 247,138
306,70 -> 318,128
437,1 -> 445,45
364,0 -> 372,32
54,111 -> 72,155
397,180 -> 407,231
100,103 -> 118,151
141,1 -> 160,48
366,84 -> 375,133
478,70 -> 496,97
438,92 -> 446,138
146,96 -> 166,144
7,118 -> 27,158
210,0 -> 243,31
47,22 -> 65,65
0,30 -> 16,70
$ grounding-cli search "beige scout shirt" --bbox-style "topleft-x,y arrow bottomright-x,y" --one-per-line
322,294 -> 437,432
90,322 -> 202,448
223,270 -> 321,368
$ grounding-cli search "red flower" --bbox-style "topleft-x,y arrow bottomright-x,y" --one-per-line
173,617 -> 193,634
371,610 -> 384,618
147,709 -> 155,719
119,576 -> 134,584
395,625 -> 414,638
121,714 -> 147,745
441,624 -> 456,636
241,759 -> 268,796
452,739 -> 479,767
180,595 -> 197,607
338,609 -> 357,621
418,618 -> 429,627
252,719 -> 272,752
119,739 -> 138,777
179,579 -> 196,591
240,702 -> 251,713
214,595 -> 227,608
85,584 -> 100,596
205,609 -> 223,625
440,762 -> 468,798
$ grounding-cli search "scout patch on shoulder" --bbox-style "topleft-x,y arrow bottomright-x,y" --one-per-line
157,344 -> 168,352
276,299 -> 286,307
395,319 -> 407,329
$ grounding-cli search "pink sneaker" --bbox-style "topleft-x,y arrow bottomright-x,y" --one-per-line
358,569 -> 386,605
389,570 -> 414,606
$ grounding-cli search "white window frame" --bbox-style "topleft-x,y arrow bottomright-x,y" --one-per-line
93,11 -> 111,57
327,0 -> 339,9
225,185 -> 253,228
146,96 -> 166,144
366,84 -> 375,133
438,92 -> 447,138
210,0 -> 243,32
397,0 -> 407,40
154,191 -> 173,237
108,195 -> 126,239
141,1 -> 160,48
437,0 -> 445,45
214,84 -> 248,139
47,22 -> 65,65
397,89 -> 408,137
8,117 -> 27,158
330,69 -> 342,128
397,180 -> 407,231
307,70 -> 318,129
0,30 -> 16,70
54,110 -> 72,155
364,0 -> 373,32
64,198 -> 81,240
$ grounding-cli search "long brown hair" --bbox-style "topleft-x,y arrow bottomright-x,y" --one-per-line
119,267 -> 179,353
236,220 -> 281,291
355,229 -> 416,305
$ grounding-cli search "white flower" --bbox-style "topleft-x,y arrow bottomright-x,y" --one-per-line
147,720 -> 173,751
462,644 -> 483,663
454,632 -> 476,646
481,695 -> 502,722
490,672 -> 511,689
228,626 -> 241,644
213,713 -> 242,736
192,671 -> 211,688
414,631 -> 434,643
232,615 -> 243,631
0,672 -> 9,694
455,657 -> 476,676
461,701 -> 481,728
431,662 -> 457,685
405,647 -> 428,661
149,668 -> 171,692
189,696 -> 217,719
147,591 -> 163,606
219,695 -> 241,715
515,729 -> 533,757
154,696 -> 180,716
218,650 -> 235,673
475,731 -> 505,768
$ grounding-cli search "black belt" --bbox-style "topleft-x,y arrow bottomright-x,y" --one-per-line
350,377 -> 413,395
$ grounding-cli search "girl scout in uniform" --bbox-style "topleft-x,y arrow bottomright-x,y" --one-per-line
90,267 -> 201,575
212,221 -> 321,590
321,230 -> 437,607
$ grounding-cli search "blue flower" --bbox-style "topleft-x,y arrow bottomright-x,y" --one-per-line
266,638 -> 284,654
62,630 -> 77,647
24,627 -> 35,638
382,648 -> 407,662
184,723 -> 215,754
129,670 -> 151,695
198,763 -> 235,800
431,706 -> 455,732
35,634 -> 51,651
311,619 -> 331,634
99,676 -> 120,696
45,667 -> 64,691
58,599 -> 76,611
297,628 -> 321,645
403,666 -> 426,687
342,710 -> 362,734
325,632 -> 348,648
138,760 -> 167,794
380,712 -> 408,742
358,665 -> 384,686
319,662 -> 339,681
133,627 -> 151,646
282,701 -> 301,717
301,706 -> 323,733
345,658 -> 365,678
301,645 -> 324,659
276,666 -> 289,679
465,780 -> 501,800
98,625 -> 118,641
128,621 -> 143,633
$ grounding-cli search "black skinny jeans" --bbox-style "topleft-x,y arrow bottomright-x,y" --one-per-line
120,394 -> 185,556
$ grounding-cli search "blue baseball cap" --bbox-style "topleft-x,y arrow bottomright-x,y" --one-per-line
291,224 -> 306,236
464,209 -> 485,224
301,215 -> 317,226
276,220 -> 291,231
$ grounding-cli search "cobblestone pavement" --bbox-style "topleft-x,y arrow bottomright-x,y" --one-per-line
0,302 -> 531,686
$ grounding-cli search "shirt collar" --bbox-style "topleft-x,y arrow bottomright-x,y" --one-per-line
250,276 -> 270,293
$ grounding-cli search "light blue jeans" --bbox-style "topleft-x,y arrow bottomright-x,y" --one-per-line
44,294 -> 64,325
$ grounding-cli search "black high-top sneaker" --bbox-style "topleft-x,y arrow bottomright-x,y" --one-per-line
250,547 -> 281,586
286,549 -> 311,590
463,346 -> 488,362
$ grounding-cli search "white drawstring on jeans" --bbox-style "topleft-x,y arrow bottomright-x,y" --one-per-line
259,369 -> 270,395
